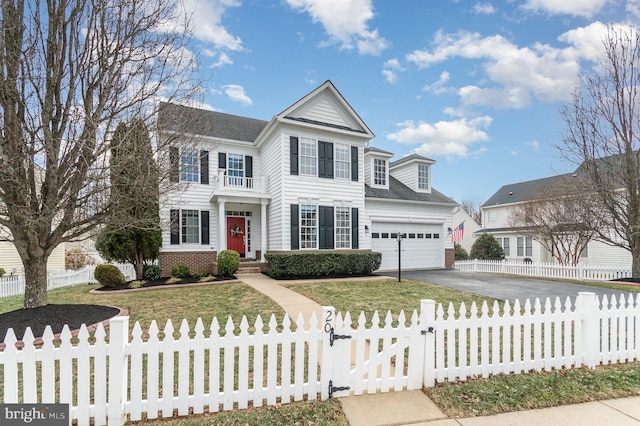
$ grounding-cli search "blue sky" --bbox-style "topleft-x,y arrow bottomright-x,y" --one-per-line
175,0 -> 639,206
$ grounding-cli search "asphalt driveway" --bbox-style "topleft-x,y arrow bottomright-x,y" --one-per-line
380,269 -> 636,304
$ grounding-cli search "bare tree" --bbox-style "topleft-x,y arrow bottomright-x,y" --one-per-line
557,25 -> 640,277
0,0 -> 200,308
508,175 -> 603,266
460,199 -> 482,225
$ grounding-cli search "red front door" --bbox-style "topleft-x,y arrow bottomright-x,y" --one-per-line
227,217 -> 246,257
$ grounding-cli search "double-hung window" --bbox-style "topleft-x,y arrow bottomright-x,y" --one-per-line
374,158 -> 386,186
335,207 -> 351,248
181,210 -> 200,243
418,164 -> 429,190
300,138 -> 317,176
300,204 -> 318,248
335,144 -> 350,179
517,236 -> 532,257
227,153 -> 244,186
180,148 -> 199,182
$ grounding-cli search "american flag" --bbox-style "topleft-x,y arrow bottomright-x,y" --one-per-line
452,222 -> 464,243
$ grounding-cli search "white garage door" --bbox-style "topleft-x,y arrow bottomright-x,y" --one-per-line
371,223 -> 443,271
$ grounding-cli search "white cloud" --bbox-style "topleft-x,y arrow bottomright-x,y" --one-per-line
212,52 -> 233,68
423,71 -> 451,95
382,58 -> 403,83
522,0 -> 612,18
286,0 -> 389,55
473,3 -> 496,14
404,27 -> 621,109
222,84 -> 253,106
387,116 -> 492,157
526,140 -> 540,150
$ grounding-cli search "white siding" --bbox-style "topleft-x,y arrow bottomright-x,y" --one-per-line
452,209 -> 482,253
0,241 -> 65,273
390,163 -> 417,191
291,92 -> 358,129
260,132 -> 285,250
483,204 -> 513,228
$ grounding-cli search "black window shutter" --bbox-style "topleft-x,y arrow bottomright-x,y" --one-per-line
351,207 -> 359,249
290,136 -> 299,175
200,150 -> 209,184
290,204 -> 299,250
218,152 -> 226,169
201,211 -> 210,244
246,155 -> 253,178
170,209 -> 180,244
351,146 -> 359,182
318,141 -> 334,179
169,147 -> 179,183
319,206 -> 334,249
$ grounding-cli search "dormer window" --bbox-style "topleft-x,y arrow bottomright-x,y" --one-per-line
418,164 -> 429,190
374,158 -> 387,186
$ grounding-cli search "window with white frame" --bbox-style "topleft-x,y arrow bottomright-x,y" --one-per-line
418,164 -> 429,190
300,204 -> 317,248
374,158 -> 386,186
517,236 -> 532,257
181,210 -> 200,243
335,144 -> 350,179
335,207 -> 350,248
227,153 -> 244,186
180,148 -> 199,182
300,138 -> 317,176
497,237 -> 510,256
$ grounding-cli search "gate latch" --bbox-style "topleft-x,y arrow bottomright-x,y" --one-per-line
329,328 -> 352,346
328,380 -> 351,398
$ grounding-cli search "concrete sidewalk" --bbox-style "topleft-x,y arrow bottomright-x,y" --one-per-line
238,273 -> 640,426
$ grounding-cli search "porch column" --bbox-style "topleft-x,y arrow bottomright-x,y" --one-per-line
260,199 -> 268,262
218,200 -> 226,252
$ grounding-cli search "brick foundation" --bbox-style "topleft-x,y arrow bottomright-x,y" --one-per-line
159,251 -> 217,277
445,248 -> 455,269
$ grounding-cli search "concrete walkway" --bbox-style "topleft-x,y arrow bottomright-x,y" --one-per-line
238,273 -> 640,426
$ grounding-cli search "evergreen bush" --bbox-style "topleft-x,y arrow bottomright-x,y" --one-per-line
218,250 -> 240,277
94,264 -> 126,287
265,252 -> 381,279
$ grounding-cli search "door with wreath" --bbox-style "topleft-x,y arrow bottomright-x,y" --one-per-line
226,217 -> 246,257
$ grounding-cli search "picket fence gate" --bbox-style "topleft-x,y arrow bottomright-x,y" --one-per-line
1,292 -> 640,426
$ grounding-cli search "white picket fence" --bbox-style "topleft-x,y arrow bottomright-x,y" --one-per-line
455,259 -> 632,281
0,263 -> 136,299
1,292 -> 639,425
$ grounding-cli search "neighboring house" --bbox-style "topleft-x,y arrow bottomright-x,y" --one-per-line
158,80 -> 457,274
0,236 -> 65,274
480,173 -> 631,266
452,207 -> 481,254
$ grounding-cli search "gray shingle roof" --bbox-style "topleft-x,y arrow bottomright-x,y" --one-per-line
365,176 -> 457,205
365,146 -> 394,156
158,102 -> 268,142
390,153 -> 435,167
481,173 -> 576,207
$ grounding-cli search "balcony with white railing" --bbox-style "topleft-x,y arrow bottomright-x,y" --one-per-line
213,171 -> 269,198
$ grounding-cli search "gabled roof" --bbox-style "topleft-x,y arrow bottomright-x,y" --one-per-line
390,153 -> 435,168
365,146 -> 394,157
276,80 -> 375,138
481,174 -> 575,207
365,176 -> 457,205
158,102 -> 268,142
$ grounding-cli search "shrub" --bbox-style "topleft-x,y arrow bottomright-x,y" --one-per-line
470,232 -> 504,260
0,267 -> 5,277
143,264 -> 162,280
65,248 -> 96,270
192,269 -> 210,279
218,250 -> 240,277
265,251 -> 382,279
94,264 -> 126,287
171,262 -> 191,278
454,242 -> 469,260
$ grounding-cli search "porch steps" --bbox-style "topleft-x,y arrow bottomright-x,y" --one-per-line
236,266 -> 262,274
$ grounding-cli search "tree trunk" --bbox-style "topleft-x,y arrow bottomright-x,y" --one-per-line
632,238 -> 640,279
23,257 -> 48,309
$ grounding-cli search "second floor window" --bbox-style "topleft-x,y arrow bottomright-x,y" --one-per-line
374,158 -> 386,186
227,153 -> 244,186
180,148 -> 199,182
300,138 -> 317,176
335,144 -> 350,179
418,164 -> 429,190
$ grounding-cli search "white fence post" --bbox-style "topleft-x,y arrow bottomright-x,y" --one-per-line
577,292 -> 599,368
421,299 -> 436,387
108,316 -> 129,426
320,306 -> 335,400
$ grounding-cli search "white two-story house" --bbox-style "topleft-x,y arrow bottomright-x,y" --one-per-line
158,80 -> 457,275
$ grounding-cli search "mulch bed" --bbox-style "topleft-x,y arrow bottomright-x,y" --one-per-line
0,304 -> 121,342
92,276 -> 236,292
